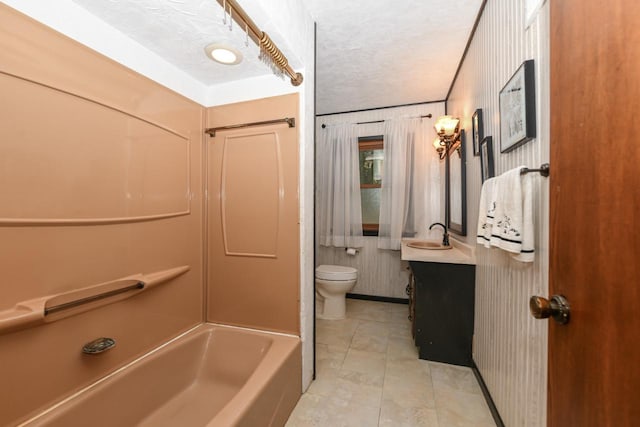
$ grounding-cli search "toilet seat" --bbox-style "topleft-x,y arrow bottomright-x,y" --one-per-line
315,265 -> 357,281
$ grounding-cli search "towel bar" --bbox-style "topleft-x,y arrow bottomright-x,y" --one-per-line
520,163 -> 549,177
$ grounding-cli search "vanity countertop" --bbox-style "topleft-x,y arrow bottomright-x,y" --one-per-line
401,237 -> 476,265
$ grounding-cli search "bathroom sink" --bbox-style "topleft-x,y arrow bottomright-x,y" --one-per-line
406,241 -> 453,250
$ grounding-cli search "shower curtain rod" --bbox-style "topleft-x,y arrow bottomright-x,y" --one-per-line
216,0 -> 303,86
320,114 -> 433,128
205,117 -> 295,137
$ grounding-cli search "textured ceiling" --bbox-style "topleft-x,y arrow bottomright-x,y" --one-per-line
72,0 -> 300,85
304,0 -> 483,114
72,0 -> 482,114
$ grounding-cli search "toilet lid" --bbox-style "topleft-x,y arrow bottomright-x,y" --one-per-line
315,265 -> 358,281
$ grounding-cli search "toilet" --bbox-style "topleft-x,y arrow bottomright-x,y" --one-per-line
315,265 -> 358,320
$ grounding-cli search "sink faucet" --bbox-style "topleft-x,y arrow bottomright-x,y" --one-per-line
429,222 -> 450,246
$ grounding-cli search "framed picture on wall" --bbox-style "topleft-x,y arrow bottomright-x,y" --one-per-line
480,136 -> 495,183
472,109 -> 483,156
499,60 -> 536,153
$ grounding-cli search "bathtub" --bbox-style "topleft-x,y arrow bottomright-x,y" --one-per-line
22,324 -> 301,427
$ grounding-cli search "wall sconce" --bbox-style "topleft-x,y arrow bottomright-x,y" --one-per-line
433,115 -> 461,159
433,137 -> 446,160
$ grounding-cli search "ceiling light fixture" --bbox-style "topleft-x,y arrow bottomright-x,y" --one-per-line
204,43 -> 243,65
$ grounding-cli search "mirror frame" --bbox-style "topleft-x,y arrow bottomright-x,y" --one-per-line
445,129 -> 467,236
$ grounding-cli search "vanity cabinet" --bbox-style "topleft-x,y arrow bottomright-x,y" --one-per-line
409,261 -> 475,367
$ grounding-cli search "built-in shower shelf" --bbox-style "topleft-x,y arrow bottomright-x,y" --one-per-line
0,265 -> 190,335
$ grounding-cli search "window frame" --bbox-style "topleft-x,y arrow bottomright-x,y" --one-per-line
358,136 -> 384,236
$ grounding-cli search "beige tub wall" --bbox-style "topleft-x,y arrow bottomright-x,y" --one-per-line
0,5 -> 204,426
206,94 -> 300,336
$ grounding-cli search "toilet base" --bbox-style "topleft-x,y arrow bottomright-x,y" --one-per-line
316,293 -> 348,320
315,273 -> 357,320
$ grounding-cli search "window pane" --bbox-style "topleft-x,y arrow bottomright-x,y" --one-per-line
359,149 -> 384,185
361,188 -> 380,224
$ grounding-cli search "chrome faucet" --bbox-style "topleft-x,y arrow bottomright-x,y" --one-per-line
429,222 -> 450,246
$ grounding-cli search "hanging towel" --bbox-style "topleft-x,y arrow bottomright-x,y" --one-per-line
489,166 -> 535,262
476,177 -> 499,248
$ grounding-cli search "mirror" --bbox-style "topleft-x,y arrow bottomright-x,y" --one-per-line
446,129 -> 467,235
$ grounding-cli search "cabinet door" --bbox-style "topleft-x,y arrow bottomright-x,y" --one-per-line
410,261 -> 475,367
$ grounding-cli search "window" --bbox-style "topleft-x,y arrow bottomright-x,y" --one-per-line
358,136 -> 384,236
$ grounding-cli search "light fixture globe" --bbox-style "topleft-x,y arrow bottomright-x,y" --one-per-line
434,115 -> 460,137
204,43 -> 243,65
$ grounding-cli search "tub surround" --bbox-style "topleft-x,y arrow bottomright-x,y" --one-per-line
206,94 -> 301,336
0,6 -> 204,425
0,5 -> 305,426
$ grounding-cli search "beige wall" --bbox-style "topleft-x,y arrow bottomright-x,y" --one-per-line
446,1 -> 550,425
0,6 -> 204,425
206,95 -> 300,335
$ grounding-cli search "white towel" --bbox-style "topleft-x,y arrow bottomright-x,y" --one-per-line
476,177 -> 498,248
489,166 -> 535,262
476,167 -> 535,262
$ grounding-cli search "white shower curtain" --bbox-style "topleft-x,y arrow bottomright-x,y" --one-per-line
317,123 -> 364,248
378,117 -> 441,250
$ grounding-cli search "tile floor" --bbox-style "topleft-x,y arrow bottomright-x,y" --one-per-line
285,299 -> 495,427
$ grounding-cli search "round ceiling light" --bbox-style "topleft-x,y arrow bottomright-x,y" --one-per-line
204,43 -> 243,65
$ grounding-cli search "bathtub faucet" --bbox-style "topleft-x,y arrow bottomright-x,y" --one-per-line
428,222 -> 449,247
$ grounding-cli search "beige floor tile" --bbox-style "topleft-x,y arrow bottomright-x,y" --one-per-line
382,374 -> 436,410
379,399 -> 439,427
355,319 -> 391,336
389,302 -> 410,313
351,331 -> 389,353
387,335 -> 419,360
289,300 -> 495,427
429,361 -> 482,395
346,300 -> 392,322
316,317 -> 360,334
309,368 -> 384,408
315,343 -> 347,373
386,357 -> 431,382
388,322 -> 413,339
390,309 -> 411,323
434,387 -> 495,427
342,348 -> 387,376
285,393 -> 380,427
315,326 -> 355,351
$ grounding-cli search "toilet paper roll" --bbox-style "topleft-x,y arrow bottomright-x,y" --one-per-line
346,248 -> 357,256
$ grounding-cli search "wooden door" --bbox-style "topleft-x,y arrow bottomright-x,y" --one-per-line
548,1 -> 640,425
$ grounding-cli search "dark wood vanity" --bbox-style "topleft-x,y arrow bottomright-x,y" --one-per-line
404,242 -> 476,367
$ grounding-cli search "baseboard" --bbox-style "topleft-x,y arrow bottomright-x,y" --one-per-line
471,360 -> 505,427
346,293 -> 408,304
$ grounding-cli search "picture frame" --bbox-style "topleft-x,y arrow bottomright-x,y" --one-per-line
472,109 -> 483,156
499,60 -> 536,153
480,136 -> 495,183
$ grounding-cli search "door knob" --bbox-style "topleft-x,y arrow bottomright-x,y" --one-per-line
529,295 -> 570,324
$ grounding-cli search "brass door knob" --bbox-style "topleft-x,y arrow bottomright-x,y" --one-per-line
529,295 -> 570,324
